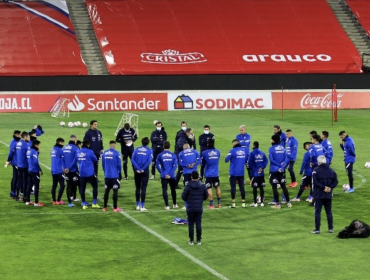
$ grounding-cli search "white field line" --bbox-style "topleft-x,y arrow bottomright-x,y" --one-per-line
0,139 -> 230,280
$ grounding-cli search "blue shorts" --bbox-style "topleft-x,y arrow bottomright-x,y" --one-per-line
205,177 -> 220,189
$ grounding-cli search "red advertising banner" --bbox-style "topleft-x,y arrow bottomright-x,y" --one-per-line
0,93 -> 168,112
272,91 -> 370,109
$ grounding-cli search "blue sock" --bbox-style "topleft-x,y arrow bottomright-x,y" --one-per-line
217,198 -> 221,204
141,202 -> 145,208
93,199 -> 97,205
136,201 -> 140,206
210,200 -> 214,206
185,201 -> 188,208
282,195 -> 286,201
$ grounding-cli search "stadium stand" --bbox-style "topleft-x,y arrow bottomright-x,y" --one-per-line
346,0 -> 370,37
0,1 -> 87,76
86,0 -> 362,75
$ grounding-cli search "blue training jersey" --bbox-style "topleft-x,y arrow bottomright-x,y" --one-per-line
340,136 -> 356,163
268,144 -> 289,172
7,138 -> 19,166
248,148 -> 268,177
16,139 -> 29,168
63,142 -> 79,172
179,148 -> 200,174
225,145 -> 248,176
102,148 -> 122,179
308,143 -> 326,167
27,147 -> 41,173
156,150 -> 178,178
75,147 -> 97,178
51,145 -> 65,175
201,148 -> 221,178
300,151 -> 312,176
321,139 -> 334,163
236,133 -> 251,155
286,136 -> 298,161
132,146 -> 153,171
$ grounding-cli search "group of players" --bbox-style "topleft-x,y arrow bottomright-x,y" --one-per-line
5,120 -> 356,212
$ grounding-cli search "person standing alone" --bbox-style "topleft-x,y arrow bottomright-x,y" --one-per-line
84,120 -> 103,178
182,171 -> 208,245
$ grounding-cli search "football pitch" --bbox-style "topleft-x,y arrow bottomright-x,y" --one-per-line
0,109 -> 369,280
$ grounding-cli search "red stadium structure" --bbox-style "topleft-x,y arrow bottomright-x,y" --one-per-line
347,0 -> 370,37
0,1 -> 87,76
86,0 -> 362,75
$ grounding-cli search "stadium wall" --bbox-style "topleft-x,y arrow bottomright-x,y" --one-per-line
1,89 -> 370,113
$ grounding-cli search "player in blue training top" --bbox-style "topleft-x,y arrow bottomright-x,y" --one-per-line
72,140 -> 99,209
15,131 -> 30,201
102,141 -> 123,212
269,134 -> 291,209
201,139 -> 221,209
50,138 -> 66,205
248,141 -> 268,207
132,137 -> 153,211
63,135 -> 80,207
321,131 -> 334,165
236,125 -> 251,180
179,143 -> 201,186
116,122 -> 138,180
6,130 -> 21,199
291,142 -> 313,203
199,125 -> 215,180
150,121 -> 167,179
308,135 -> 326,170
156,141 -> 178,210
285,129 -> 298,188
26,140 -> 44,207
225,139 -> 248,208
339,130 -> 356,193
273,124 -> 287,147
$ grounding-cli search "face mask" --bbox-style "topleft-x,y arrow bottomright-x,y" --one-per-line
156,127 -> 161,131
181,127 -> 187,131
204,130 -> 210,134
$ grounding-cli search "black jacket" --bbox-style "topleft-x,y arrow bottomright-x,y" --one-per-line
199,133 -> 215,153
312,164 -> 338,199
150,128 -> 167,150
182,180 -> 208,212
83,129 -> 103,156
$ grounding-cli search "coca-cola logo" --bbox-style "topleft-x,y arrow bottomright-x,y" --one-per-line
141,49 -> 207,64
300,93 -> 344,109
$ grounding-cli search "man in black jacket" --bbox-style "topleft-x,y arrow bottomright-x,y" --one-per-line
83,120 -> 103,178
311,155 -> 338,234
182,171 -> 208,245
150,121 -> 167,179
116,123 -> 138,180
199,125 -> 215,180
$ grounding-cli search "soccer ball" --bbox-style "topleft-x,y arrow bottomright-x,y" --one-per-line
74,122 -> 78,126
365,162 -> 370,168
153,120 -> 158,125
60,121 -> 65,126
342,184 -> 350,191
76,121 -> 81,126
68,122 -> 74,127
82,122 -> 88,127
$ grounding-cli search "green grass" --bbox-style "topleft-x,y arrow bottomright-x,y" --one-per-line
0,110 -> 369,280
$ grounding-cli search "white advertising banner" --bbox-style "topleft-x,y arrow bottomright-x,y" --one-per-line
167,91 -> 272,111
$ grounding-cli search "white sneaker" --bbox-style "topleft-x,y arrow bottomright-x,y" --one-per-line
25,202 -> 30,206
149,175 -> 155,180
250,203 -> 258,207
173,204 -> 179,209
165,206 -> 170,210
73,198 -> 80,202
140,207 -> 148,212
136,206 -> 140,210
260,203 -> 264,207
306,197 -> 313,202
291,198 -> 301,202
182,206 -> 187,210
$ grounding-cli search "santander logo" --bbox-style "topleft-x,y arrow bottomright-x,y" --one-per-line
68,95 -> 85,111
141,49 -> 207,64
300,93 -> 344,109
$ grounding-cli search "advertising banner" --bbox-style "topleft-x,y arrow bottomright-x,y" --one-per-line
272,91 -> 370,109
167,91 -> 272,111
0,92 -> 168,113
